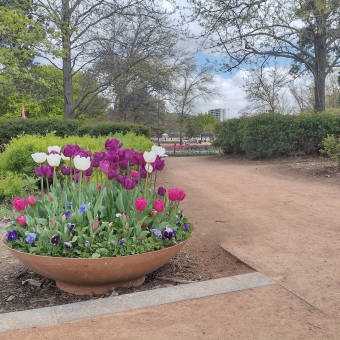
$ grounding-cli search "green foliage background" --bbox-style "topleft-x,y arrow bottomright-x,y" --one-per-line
217,113 -> 340,159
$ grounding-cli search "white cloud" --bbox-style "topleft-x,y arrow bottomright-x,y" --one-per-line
195,71 -> 247,119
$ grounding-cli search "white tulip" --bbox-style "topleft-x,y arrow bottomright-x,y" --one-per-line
143,151 -> 156,163
61,153 -> 70,161
48,145 -> 61,154
31,152 -> 47,164
46,154 -> 62,167
145,163 -> 154,173
74,155 -> 91,171
151,145 -> 167,157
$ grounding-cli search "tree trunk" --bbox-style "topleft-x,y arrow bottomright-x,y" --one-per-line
314,16 -> 327,112
62,0 -> 74,119
63,52 -> 73,119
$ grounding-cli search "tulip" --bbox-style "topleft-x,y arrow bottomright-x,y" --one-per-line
73,155 -> 91,171
13,198 -> 26,211
157,187 -> 166,196
151,145 -> 167,157
17,215 -> 26,226
84,167 -> 93,177
31,152 -> 47,164
168,188 -> 186,202
108,169 -> 118,180
135,197 -> 148,211
143,151 -> 156,163
97,184 -> 102,192
145,163 -> 154,173
61,153 -> 70,161
61,166 -> 71,176
47,145 -> 61,154
119,159 -> 128,170
27,196 -> 36,206
99,159 -> 111,173
92,219 -> 99,230
130,170 -> 139,178
154,199 -> 165,212
105,138 -> 122,151
46,153 -> 62,167
123,177 -> 135,190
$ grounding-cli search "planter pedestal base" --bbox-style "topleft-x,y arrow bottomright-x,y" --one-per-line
2,234 -> 187,296
56,276 -> 146,295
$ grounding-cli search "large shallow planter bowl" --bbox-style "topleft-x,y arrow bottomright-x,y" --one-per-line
2,234 -> 187,295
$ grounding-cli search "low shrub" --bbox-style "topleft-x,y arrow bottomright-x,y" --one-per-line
0,132 -> 153,177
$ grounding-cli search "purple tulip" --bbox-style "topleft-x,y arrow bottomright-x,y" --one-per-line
108,168 -> 118,180
41,165 -> 54,178
61,166 -> 71,176
123,148 -> 134,161
105,138 -> 122,151
123,177 -> 135,190
62,144 -> 80,158
157,187 -> 166,196
139,167 -> 147,179
84,167 -> 93,176
119,159 -> 128,170
35,166 -> 43,177
116,174 -> 125,184
106,151 -> 119,162
153,157 -> 165,171
99,160 -> 111,173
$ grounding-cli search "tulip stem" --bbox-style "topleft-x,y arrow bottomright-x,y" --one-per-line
53,167 -> 56,189
153,170 -> 158,192
40,177 -> 44,199
78,170 -> 83,205
144,164 -> 149,197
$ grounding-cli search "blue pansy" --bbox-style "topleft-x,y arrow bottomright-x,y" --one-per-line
79,203 -> 87,213
25,233 -> 36,244
150,229 -> 162,239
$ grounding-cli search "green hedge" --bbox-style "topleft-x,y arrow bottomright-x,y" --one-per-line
78,122 -> 150,139
0,119 -> 150,146
218,113 -> 340,159
0,118 -> 79,145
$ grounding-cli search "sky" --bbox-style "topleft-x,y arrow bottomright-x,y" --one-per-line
170,1 -> 249,119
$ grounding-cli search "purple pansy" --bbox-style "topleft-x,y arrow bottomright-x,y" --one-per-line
7,230 -> 18,241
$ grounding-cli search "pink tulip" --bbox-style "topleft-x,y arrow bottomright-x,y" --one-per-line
92,219 -> 99,230
130,170 -> 138,178
168,188 -> 186,202
97,184 -> 102,192
27,196 -> 36,206
13,198 -> 26,211
153,200 -> 165,212
17,216 -> 26,226
50,219 -> 56,228
135,197 -> 148,211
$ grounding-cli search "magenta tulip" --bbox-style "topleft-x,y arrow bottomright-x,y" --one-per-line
27,196 -> 36,206
13,198 -> 26,211
154,200 -> 165,212
17,215 -> 26,226
135,197 -> 148,211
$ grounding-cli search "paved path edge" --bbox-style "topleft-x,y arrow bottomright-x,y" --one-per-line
0,272 -> 274,333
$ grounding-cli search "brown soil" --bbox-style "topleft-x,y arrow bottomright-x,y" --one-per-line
0,154 -> 337,315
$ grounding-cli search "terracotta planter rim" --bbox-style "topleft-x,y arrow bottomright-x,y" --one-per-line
1,232 -> 187,260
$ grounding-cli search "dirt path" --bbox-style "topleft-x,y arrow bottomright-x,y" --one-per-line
159,156 -> 340,318
3,155 -> 340,339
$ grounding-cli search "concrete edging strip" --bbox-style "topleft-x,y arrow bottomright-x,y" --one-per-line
0,272 -> 274,333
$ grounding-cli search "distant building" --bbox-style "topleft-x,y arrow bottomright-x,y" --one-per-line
208,108 -> 227,122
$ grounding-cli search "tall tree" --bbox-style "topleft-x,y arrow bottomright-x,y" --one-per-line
239,63 -> 295,116
0,2 -> 43,76
31,0 -> 173,119
188,0 -> 340,112
168,57 -> 221,144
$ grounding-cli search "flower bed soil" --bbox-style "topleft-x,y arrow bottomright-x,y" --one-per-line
0,218 -> 252,314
